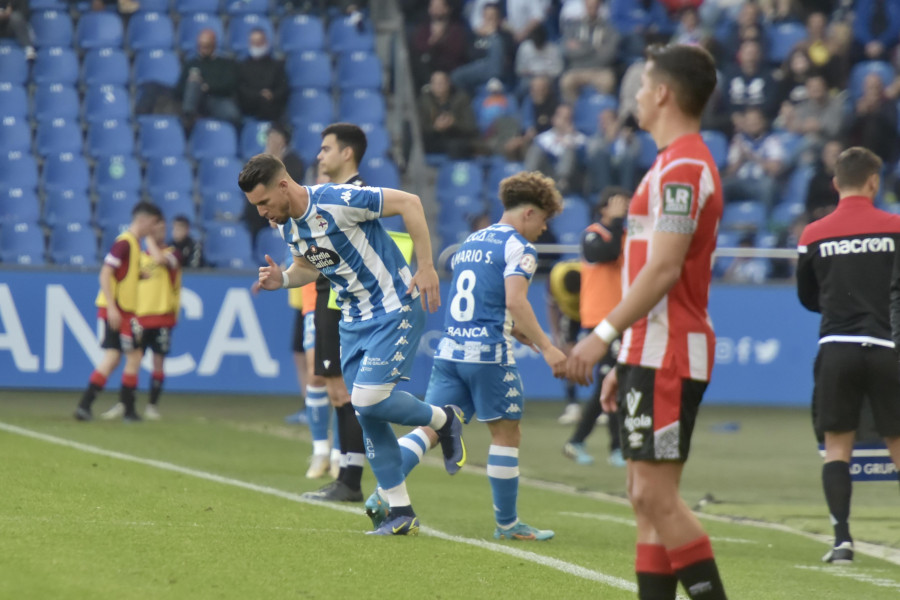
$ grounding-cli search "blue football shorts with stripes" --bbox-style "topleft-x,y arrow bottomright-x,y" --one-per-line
425,358 -> 525,423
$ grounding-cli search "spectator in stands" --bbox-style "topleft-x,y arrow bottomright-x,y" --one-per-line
0,0 -> 34,60
608,0 -> 673,62
722,233 -> 769,283
419,70 -> 479,158
505,0 -> 551,44
822,19 -> 853,89
718,0 -> 765,64
243,122 -> 304,238
478,77 -> 522,156
617,58 -> 644,124
852,0 -> 900,62
177,29 -> 241,130
524,103 -> 587,194
170,215 -> 202,268
514,24 -> 563,97
762,0 -> 804,24
805,138 -> 842,222
671,6 -> 709,47
583,110 -> 640,198
237,29 -> 288,123
723,107 -> 788,209
794,72 -> 846,145
775,48 -> 814,108
451,2 -> 512,94
725,39 -> 778,120
559,0 -> 621,103
504,75 -> 558,160
409,0 -> 468,90
844,72 -> 898,164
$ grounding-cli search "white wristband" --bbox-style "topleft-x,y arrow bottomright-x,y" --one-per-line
593,319 -> 619,344
281,271 -> 290,289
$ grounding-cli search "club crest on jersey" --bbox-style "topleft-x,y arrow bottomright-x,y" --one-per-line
519,253 -> 536,274
662,183 -> 693,216
313,213 -> 328,230
304,244 -> 340,271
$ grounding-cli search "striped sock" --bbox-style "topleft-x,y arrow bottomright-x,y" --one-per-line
305,385 -> 330,444
399,429 -> 432,477
487,445 -> 519,526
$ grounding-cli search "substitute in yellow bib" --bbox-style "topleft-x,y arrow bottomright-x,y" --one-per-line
75,202 -> 162,422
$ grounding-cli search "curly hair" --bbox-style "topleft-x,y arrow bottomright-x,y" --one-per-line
498,171 -> 563,217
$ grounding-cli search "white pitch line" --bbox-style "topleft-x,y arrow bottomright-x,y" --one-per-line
794,565 -> 900,592
0,422 -> 636,595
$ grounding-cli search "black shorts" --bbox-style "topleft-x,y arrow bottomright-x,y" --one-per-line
813,342 -> 900,437
314,292 -> 342,377
101,318 -> 138,352
291,309 -> 305,354
559,315 -> 581,345
616,364 -> 707,462
140,327 -> 172,356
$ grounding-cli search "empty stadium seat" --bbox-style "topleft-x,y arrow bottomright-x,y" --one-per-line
0,187 -> 40,225
94,155 -> 142,194
84,85 -> 131,124
573,92 -> 617,136
0,151 -> 38,191
204,223 -> 253,268
150,188 -> 196,223
287,88 -> 334,125
550,196 -> 591,246
33,84 -> 79,123
227,14 -> 274,58
36,118 -> 82,157
277,14 -> 324,53
133,49 -> 180,87
177,13 -> 224,54
327,15 -> 375,54
285,50 -> 332,90
42,152 -> 90,194
126,12 -> 175,51
136,0 -> 170,12
0,221 -> 46,265
0,46 -> 27,84
0,83 -> 27,119
770,200 -> 806,230
197,156 -> 243,193
240,120 -> 270,159
49,222 -> 99,266
82,48 -> 130,86
43,188 -> 92,228
701,130 -> 728,170
76,11 -> 124,50
224,0 -> 268,15
253,225 -> 285,265
86,119 -> 134,159
0,117 -> 31,154
780,164 -> 814,205
95,189 -> 140,229
359,122 -> 390,158
359,156 -> 399,189
175,0 -> 219,14
766,22 -> 807,64
189,119 -> 238,160
290,120 -> 326,165
721,200 -> 767,231
33,47 -> 79,85
336,51 -> 382,91
137,115 -> 187,159
436,160 -> 484,201
30,10 -> 73,48
485,158 -> 524,196
30,0 -> 67,10
146,155 -> 193,195
201,188 -> 244,224
338,88 -> 386,123
100,223 -> 130,254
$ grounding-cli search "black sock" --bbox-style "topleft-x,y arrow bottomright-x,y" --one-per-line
570,398 -> 603,444
636,573 -> 678,600
120,385 -> 137,416
79,383 -> 102,410
149,376 -> 163,406
337,404 -> 364,491
675,560 -> 727,599
823,460 -> 853,544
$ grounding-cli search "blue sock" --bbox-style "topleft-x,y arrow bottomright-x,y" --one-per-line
305,385 -> 330,442
356,412 -> 404,490
361,389 -> 433,427
487,445 -> 519,527
398,429 -> 431,477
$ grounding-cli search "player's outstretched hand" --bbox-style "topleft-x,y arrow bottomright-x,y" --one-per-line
599,368 -> 619,414
542,345 -> 568,379
567,334 -> 609,386
408,265 -> 441,313
258,254 -> 284,291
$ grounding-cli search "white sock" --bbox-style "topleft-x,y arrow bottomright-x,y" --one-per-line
382,481 -> 411,508
428,405 -> 448,430
312,440 -> 330,456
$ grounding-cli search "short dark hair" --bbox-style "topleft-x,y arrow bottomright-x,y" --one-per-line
646,44 -> 718,118
834,146 -> 882,190
499,171 -> 563,216
597,186 -> 631,210
562,269 -> 581,294
173,214 -> 191,226
132,201 -> 162,219
268,121 -> 292,145
238,154 -> 286,192
322,122 -> 367,166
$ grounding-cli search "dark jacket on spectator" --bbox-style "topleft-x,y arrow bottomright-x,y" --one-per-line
237,55 -> 288,122
176,55 -> 238,101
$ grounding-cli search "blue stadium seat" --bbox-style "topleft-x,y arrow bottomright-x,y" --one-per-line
0,187 -> 39,226
197,156 -> 243,193
146,156 -> 193,195
175,0 -> 219,14
189,119 -> 238,160
33,84 -> 79,123
84,85 -> 131,124
0,46 -> 27,84
287,88 -> 334,125
770,200 -> 805,230
136,0 -> 170,11
49,222 -> 99,266
43,188 -> 92,228
338,88 -> 386,123
42,152 -> 90,194
126,12 -> 175,51
82,48 -> 130,86
30,0 -> 67,9
204,223 -> 253,268
0,117 -> 31,153
335,51 -> 382,91
285,50 -> 332,90
359,156 -> 399,189
573,92 -> 617,136
227,14 -> 274,58
721,200 -> 767,231
33,47 -> 79,85
436,160 -> 484,201
133,49 -> 180,87
100,223 -> 130,254
30,10 -> 73,48
240,120 -> 270,159
636,131 -> 658,170
76,11 -> 124,50
94,155 -> 142,194
701,130 -> 728,170
277,14 -> 325,53
327,15 -> 375,54
781,164 -> 813,205
253,225 -> 284,266
0,151 -> 38,191
137,115 -> 187,159
177,13 -> 224,55
359,122 -> 390,158
485,158 -> 524,196
766,22 -> 807,64
0,83 -> 27,119
36,118 -> 82,157
224,0 -> 268,15
201,188 -> 244,224
86,119 -> 134,159
150,188 -> 196,223
290,120 -> 326,165
550,196 -> 591,246
95,189 -> 140,229
849,61 -> 896,100
0,221 -> 46,265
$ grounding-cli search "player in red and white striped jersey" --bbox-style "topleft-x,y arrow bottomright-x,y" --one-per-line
568,44 -> 727,600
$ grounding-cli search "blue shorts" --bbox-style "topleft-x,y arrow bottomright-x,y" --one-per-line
339,302 -> 425,390
424,359 -> 524,422
302,312 -> 316,352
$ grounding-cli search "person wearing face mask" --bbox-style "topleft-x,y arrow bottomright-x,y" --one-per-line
238,28 -> 288,122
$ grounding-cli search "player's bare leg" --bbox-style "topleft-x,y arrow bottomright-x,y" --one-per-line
75,349 -> 121,421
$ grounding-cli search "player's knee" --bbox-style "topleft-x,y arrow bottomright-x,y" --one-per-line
630,482 -> 677,519
350,385 -> 392,416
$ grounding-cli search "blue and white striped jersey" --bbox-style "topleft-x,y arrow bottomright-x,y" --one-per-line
435,223 -> 538,364
279,183 -> 415,322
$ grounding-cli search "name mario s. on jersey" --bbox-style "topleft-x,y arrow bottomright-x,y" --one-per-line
818,236 -> 895,257
304,244 -> 341,272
